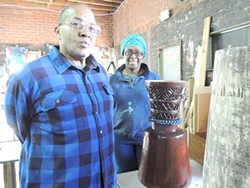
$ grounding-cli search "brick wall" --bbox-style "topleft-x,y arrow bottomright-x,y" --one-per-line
1,0 -> 250,79
0,6 -> 113,47
96,15 -> 113,47
113,0 -> 250,81
0,7 -> 58,45
113,0 -> 198,46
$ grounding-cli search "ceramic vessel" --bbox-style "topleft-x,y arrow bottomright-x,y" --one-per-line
138,80 -> 191,188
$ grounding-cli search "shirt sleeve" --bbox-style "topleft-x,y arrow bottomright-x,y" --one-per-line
4,74 -> 31,143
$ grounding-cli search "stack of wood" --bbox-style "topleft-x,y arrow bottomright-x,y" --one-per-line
183,17 -> 211,165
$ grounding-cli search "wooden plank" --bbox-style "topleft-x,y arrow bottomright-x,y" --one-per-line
203,46 -> 250,188
188,78 -> 194,106
192,93 -> 198,133
183,77 -> 194,128
191,17 -> 211,133
198,16 -> 211,87
194,86 -> 211,94
3,162 -> 17,188
189,132 -> 206,166
180,99 -> 185,129
194,86 -> 211,132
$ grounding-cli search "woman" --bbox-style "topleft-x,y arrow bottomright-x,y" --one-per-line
110,33 -> 161,173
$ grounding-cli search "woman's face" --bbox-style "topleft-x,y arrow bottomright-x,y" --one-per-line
124,46 -> 144,72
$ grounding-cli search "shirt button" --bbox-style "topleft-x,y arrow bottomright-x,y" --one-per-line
100,152 -> 104,159
95,112 -> 98,115
100,130 -> 103,134
55,99 -> 60,103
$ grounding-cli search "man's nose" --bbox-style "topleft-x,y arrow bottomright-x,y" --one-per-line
79,26 -> 92,36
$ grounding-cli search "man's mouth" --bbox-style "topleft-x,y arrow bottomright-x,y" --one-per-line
78,41 -> 89,48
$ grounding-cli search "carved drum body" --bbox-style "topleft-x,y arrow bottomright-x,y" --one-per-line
138,81 -> 191,188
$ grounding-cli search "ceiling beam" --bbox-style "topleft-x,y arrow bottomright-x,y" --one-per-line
102,0 -> 123,3
66,0 -> 119,9
0,0 -> 120,14
66,0 -> 120,7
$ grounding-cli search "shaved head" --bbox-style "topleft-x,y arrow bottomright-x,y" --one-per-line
58,3 -> 92,24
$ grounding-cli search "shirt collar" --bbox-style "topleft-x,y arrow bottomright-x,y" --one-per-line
83,54 -> 100,73
49,46 -> 100,74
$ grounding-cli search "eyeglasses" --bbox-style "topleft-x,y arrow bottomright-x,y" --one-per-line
59,18 -> 101,35
124,50 -> 144,57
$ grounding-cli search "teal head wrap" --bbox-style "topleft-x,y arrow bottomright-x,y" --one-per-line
120,33 -> 148,59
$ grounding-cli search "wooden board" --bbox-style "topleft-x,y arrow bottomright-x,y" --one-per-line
183,78 -> 194,129
203,46 -> 250,188
199,16 -> 211,87
187,17 -> 211,133
194,86 -> 211,132
189,132 -> 206,166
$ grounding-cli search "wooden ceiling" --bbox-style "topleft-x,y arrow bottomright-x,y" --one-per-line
0,0 -> 125,15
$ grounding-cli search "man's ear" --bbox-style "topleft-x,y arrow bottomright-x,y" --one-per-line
54,26 -> 61,40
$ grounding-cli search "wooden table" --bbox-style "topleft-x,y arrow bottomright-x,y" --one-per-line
117,160 -> 203,188
0,141 -> 21,188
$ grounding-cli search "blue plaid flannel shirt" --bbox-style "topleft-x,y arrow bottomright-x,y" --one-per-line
4,46 -> 116,188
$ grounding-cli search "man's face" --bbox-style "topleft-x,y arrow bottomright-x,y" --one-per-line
56,5 -> 101,62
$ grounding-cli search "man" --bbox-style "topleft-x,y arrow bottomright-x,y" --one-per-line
4,3 -> 116,187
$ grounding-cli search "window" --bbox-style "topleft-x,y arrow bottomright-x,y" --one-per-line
211,25 -> 250,68
206,24 -> 250,85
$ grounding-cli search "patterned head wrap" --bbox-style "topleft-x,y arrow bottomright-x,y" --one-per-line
120,33 -> 148,59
